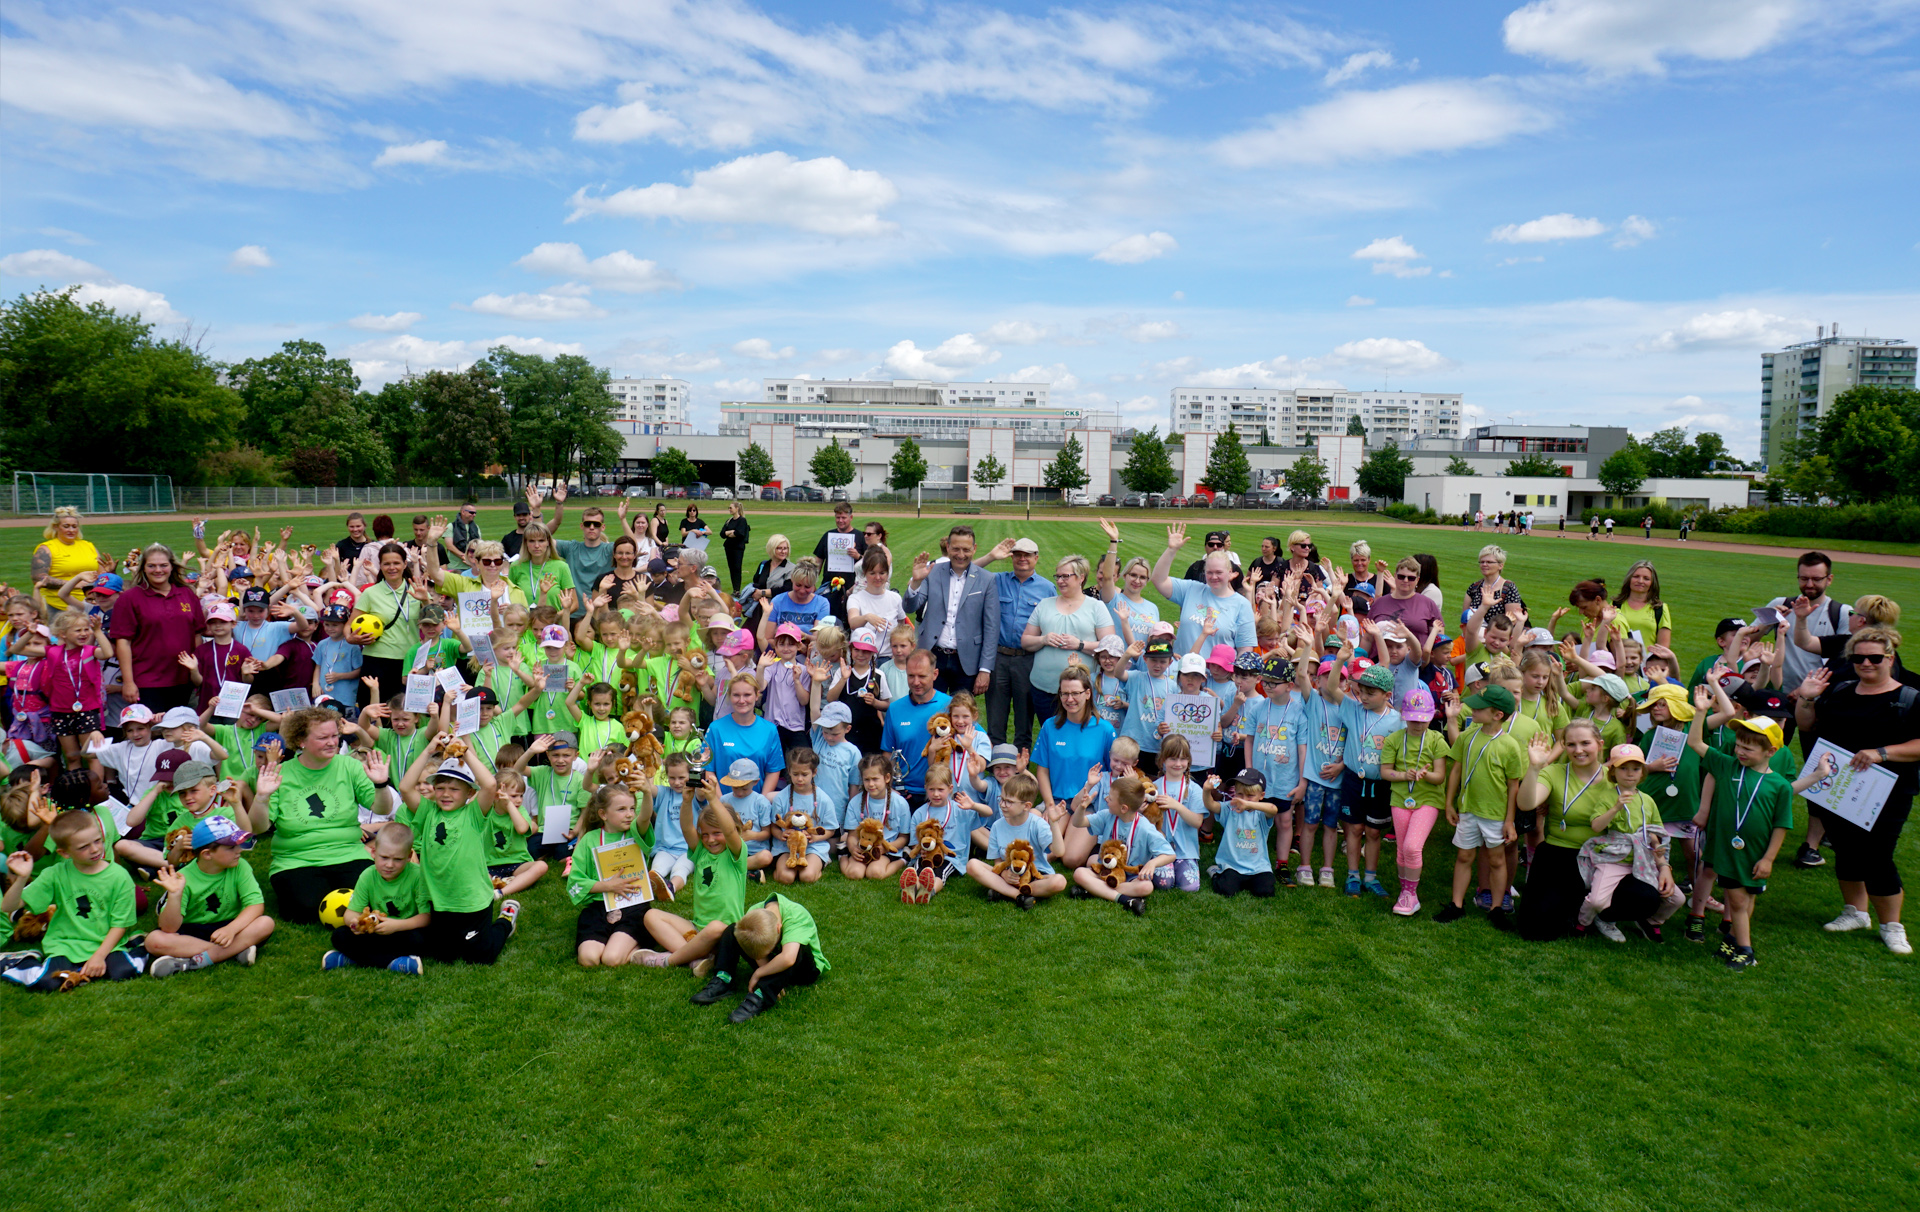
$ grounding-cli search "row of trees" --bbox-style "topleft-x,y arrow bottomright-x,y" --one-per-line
1769,385 -> 1918,505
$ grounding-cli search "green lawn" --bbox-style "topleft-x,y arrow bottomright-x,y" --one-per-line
7,511 -> 1920,1212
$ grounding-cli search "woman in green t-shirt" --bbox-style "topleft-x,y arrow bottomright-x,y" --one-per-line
249,706 -> 391,924
353,543 -> 425,700
1516,718 -> 1615,941
508,524 -> 576,614
1612,560 -> 1674,649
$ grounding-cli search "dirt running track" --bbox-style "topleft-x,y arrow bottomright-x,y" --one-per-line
6,507 -> 1918,569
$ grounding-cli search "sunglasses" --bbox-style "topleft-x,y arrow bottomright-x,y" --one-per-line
1396,573 -> 1418,582
479,557 -> 506,566
1849,652 -> 1887,665
1206,541 -> 1224,549
582,520 -> 604,529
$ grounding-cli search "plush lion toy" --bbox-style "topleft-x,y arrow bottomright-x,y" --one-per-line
849,818 -> 893,864
439,737 -> 468,760
51,970 -> 91,992
1140,795 -> 1166,831
774,810 -> 824,869
911,819 -> 955,866
164,826 -> 196,870
627,732 -> 666,782
672,650 -> 709,704
627,692 -> 667,736
351,907 -> 386,935
922,713 -> 954,767
1089,839 -> 1140,889
992,840 -> 1037,895
12,905 -> 53,945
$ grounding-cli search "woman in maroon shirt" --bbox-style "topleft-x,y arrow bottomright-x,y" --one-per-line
108,543 -> 205,713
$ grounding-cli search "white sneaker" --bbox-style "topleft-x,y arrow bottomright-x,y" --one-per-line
1881,923 -> 1912,956
1296,865 -> 1315,887
1318,866 -> 1335,889
1594,921 -> 1626,943
1824,906 -> 1873,932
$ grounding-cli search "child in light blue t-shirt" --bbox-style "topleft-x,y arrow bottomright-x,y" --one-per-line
1337,665 -> 1404,898
1241,657 -> 1307,886
1211,769 -> 1282,897
719,760 -> 776,880
963,771 -> 1068,908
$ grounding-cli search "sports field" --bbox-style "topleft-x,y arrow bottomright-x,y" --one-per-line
7,511 -> 1919,1212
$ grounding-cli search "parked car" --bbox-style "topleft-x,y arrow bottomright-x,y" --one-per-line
1146,493 -> 1168,508
1168,495 -> 1188,508
784,486 -> 807,501
1249,488 -> 1286,508
1187,494 -> 1213,508
1122,492 -> 1145,508
664,485 -> 688,499
1212,493 -> 1240,509
1062,488 -> 1092,507
804,486 -> 826,502
1097,494 -> 1117,507
1353,497 -> 1380,512
761,486 -> 781,501
829,487 -> 850,502
710,487 -> 733,501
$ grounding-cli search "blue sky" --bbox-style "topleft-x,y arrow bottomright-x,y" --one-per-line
5,0 -> 1918,458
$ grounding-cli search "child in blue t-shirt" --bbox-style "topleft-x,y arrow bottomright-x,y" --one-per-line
1121,639 -> 1178,773
767,748 -> 835,885
1241,654 -> 1307,886
1141,734 -> 1211,892
963,771 -> 1067,909
314,606 -> 365,712
1069,774 -> 1173,916
1337,664 -> 1404,898
1211,769 -> 1281,897
808,702 -> 863,811
837,752 -> 910,882
718,759 -> 776,881
649,753 -> 698,893
967,743 -> 1024,853
1296,643 -> 1351,888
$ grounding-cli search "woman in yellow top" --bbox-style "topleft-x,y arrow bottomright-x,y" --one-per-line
1611,560 -> 1673,650
31,507 -> 101,612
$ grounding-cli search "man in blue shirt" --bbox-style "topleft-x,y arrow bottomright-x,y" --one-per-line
1150,524 -> 1256,657
881,650 -> 953,807
976,536 -> 1055,753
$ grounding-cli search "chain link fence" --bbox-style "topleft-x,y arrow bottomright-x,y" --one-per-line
5,483 -> 521,515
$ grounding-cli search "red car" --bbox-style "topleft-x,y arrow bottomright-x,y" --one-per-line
1168,495 -> 1188,508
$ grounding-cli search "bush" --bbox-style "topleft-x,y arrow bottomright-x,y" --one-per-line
195,445 -> 287,487
1693,500 -> 1920,543
1383,503 -> 1444,525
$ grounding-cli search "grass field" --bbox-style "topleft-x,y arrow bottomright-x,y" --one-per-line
7,511 -> 1920,1212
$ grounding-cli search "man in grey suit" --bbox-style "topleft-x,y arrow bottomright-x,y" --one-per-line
903,525 -> 999,695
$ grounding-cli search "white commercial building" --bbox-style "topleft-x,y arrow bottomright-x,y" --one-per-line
607,377 -> 692,433
1760,325 -> 1915,467
1170,386 -> 1460,445
721,378 -> 1117,440
1402,475 -> 1749,523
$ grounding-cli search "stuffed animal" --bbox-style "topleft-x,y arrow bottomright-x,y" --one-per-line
1140,796 -> 1166,830
612,752 -> 648,793
351,907 -> 386,935
627,732 -> 666,782
620,704 -> 657,742
672,650 -> 709,704
922,713 -> 954,767
164,826 -> 196,870
773,810 -> 819,869
1090,839 -> 1140,889
849,818 -> 894,864
12,905 -> 53,945
440,737 -> 468,760
51,969 -> 91,992
992,840 -> 1038,895
629,692 -> 668,736
910,818 -> 955,866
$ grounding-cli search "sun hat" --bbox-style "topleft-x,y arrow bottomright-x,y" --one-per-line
1579,673 -> 1632,704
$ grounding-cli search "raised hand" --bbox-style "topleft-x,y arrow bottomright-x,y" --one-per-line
364,751 -> 390,784
254,756 -> 282,798
1098,518 -> 1120,543
153,864 -> 186,896
428,515 -> 450,541
1165,522 -> 1188,550
552,483 -> 568,503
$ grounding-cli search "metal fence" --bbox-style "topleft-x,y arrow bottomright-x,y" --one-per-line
167,485 -> 517,511
12,472 -> 176,515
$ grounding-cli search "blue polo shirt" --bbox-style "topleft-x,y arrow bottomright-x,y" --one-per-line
1035,714 -> 1116,804
706,712 -> 785,784
881,690 -> 952,794
995,570 -> 1056,649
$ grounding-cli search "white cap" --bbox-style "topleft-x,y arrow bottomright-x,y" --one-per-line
1177,653 -> 1207,675
160,706 -> 201,729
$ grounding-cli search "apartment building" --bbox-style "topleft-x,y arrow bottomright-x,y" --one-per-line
1760,326 -> 1915,466
1169,386 -> 1460,444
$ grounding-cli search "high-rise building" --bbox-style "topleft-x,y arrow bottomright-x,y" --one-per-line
719,378 -> 1117,438
1760,327 -> 1915,466
608,377 -> 691,431
1168,387 -> 1460,444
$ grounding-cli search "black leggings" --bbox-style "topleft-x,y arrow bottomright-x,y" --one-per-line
724,545 -> 746,594
426,907 -> 513,965
710,927 -> 821,998
1822,798 -> 1912,898
1211,868 -> 1276,897
1515,843 -> 1584,941
270,859 -> 373,925
330,923 -> 430,967
17,950 -> 146,990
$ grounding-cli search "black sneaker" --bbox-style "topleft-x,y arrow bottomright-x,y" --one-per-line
1120,894 -> 1146,917
1015,894 -> 1036,912
1684,916 -> 1705,942
727,989 -> 772,1023
1068,884 -> 1092,900
690,974 -> 734,1005
1486,908 -> 1514,932
1791,844 -> 1824,869
1277,866 -> 1296,888
1724,947 -> 1757,971
1635,920 -> 1665,943
1433,902 -> 1465,923
983,888 -> 1006,903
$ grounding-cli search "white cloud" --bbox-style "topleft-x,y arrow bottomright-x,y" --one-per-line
732,338 -> 795,361
1504,0 -> 1802,74
1213,80 -> 1549,167
812,348 -> 863,364
373,140 -> 449,167
227,244 -> 275,272
573,92 -> 683,144
1093,232 -> 1177,264
1124,320 -> 1182,342
1498,255 -> 1546,266
0,44 -> 315,138
0,249 -> 108,281
1325,50 -> 1395,86
1352,236 -> 1432,278
72,283 -> 184,324
36,228 -> 95,246
569,152 -> 900,238
1325,337 -> 1453,373
1009,363 -> 1080,389
1171,290 -> 1185,301
1642,309 -> 1803,351
626,350 -> 723,374
348,311 -> 423,332
1613,215 -> 1657,247
1117,394 -> 1165,418
982,320 -> 1053,345
490,335 -> 587,358
1490,213 -> 1608,243
1177,357 -> 1345,390
883,333 -> 1000,378
1346,295 -> 1376,307
1669,395 -> 1706,410
515,242 -> 683,293
459,290 -> 606,321
347,332 -> 472,373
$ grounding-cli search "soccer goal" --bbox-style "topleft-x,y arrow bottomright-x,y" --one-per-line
11,472 -> 176,516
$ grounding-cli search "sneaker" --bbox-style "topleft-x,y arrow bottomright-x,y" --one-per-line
900,867 -> 918,904
1318,866 -> 1335,889
983,888 -> 1006,903
1296,866 -> 1315,888
322,949 -> 354,971
1499,890 -> 1515,913
1724,947 -> 1758,971
1015,894 -> 1036,912
1205,863 -> 1222,878
498,900 -> 522,937
236,945 -> 257,967
917,865 -> 937,904
635,949 -> 674,967
690,973 -> 734,1005
751,869 -> 766,884
727,988 -> 772,1024
1824,905 -> 1873,933
387,955 -> 423,975
150,953 -> 200,979
1391,888 -> 1421,917
1486,908 -> 1514,932
1635,921 -> 1665,944
1706,896 -> 1725,914
1474,889 -> 1493,910
1594,920 -> 1626,943
1344,872 -> 1362,897
1277,866 -> 1297,888
0,950 -> 41,968
1433,902 -> 1465,923
1119,894 -> 1146,917
1068,883 -> 1092,899
1881,922 -> 1913,956
1362,875 -> 1388,897
1791,843 -> 1824,869
1683,916 -> 1706,942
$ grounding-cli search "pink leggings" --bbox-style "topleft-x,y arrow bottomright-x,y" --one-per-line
1390,805 -> 1439,870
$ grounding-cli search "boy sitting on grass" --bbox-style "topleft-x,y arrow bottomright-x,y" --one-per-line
325,822 -> 432,975
688,891 -> 831,1024
1068,775 -> 1173,916
963,771 -> 1067,909
146,815 -> 276,977
1,811 -> 148,989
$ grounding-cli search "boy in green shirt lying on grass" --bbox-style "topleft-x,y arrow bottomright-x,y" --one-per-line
688,890 -> 831,1024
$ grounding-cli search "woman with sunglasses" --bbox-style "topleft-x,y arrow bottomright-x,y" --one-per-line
1282,530 -> 1326,587
423,534 -> 529,611
1794,627 -> 1920,957
1367,556 -> 1441,650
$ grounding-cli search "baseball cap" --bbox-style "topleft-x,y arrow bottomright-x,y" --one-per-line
1579,673 -> 1632,704
1176,653 -> 1207,675
816,701 -> 853,729
1233,650 -> 1264,674
1644,683 -> 1694,722
1009,538 -> 1039,554
241,587 -> 269,608
1144,637 -> 1174,657
120,704 -> 156,725
473,687 -> 499,706
548,732 -> 578,751
1463,662 -> 1490,686
1356,665 -> 1394,693
313,695 -> 345,712
1588,649 -> 1617,671
774,622 -> 806,643
1207,644 -> 1235,669
170,759 -> 217,789
190,815 -> 254,851
1316,657 -> 1338,677
1230,768 -> 1266,793
659,604 -> 680,623
1261,653 -> 1293,682
1606,744 -> 1647,768
1729,716 -> 1785,749
1343,657 -> 1375,681
1148,620 -> 1176,637
1715,617 -> 1745,638
432,759 -> 476,786
207,601 -> 236,622
1464,685 -> 1518,715
647,557 -> 669,575
229,565 -> 253,580
718,629 -> 755,657
321,603 -> 351,623
513,500 -> 532,516
1205,530 -> 1230,545
850,626 -> 882,653
539,624 -> 570,648
1401,684 -> 1436,722
1523,627 -> 1557,647
989,743 -> 1021,768
721,758 -> 760,788
420,603 -> 446,625
1731,684 -> 1791,718
251,731 -> 283,753
159,707 -> 200,730
91,573 -> 123,595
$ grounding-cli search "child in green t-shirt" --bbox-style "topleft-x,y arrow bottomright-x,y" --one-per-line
324,821 -> 433,974
1378,685 -> 1453,918
516,733 -> 592,849
688,890 -> 831,1023
404,604 -> 469,674
567,782 -> 663,968
484,767 -> 546,899
393,734 -> 518,966
1,810 -> 146,989
363,693 -> 439,788
146,814 -> 276,977
638,773 -> 743,972
1437,686 -> 1527,928
567,680 -> 630,756
1574,748 -> 1683,942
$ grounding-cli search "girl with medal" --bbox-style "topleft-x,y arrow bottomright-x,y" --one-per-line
1516,717 -> 1618,940
44,608 -> 110,771
1636,684 -> 1704,889
1516,649 -> 1571,749
1378,685 -> 1455,917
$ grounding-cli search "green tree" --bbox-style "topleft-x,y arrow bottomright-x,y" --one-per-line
1283,454 -> 1328,499
1785,452 -> 1839,502
737,442 -> 776,488
1346,414 -> 1368,437
1258,426 -> 1273,447
972,453 -> 1006,492
1201,424 -> 1252,495
228,339 -> 362,456
1827,403 -> 1917,503
1119,427 -> 1176,494
1356,441 -> 1414,500
652,446 -> 700,487
1502,452 -> 1567,477
1444,455 -> 1477,476
1597,448 -> 1647,498
487,348 -> 622,485
1043,434 -> 1091,491
0,288 -> 242,481
282,392 -> 391,485
1164,431 -> 1184,446
888,437 -> 929,492
809,438 -> 856,489
361,379 -> 425,483
411,365 -> 509,487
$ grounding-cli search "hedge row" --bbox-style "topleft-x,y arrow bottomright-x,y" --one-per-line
1693,501 -> 1920,543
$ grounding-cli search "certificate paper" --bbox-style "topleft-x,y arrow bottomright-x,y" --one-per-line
404,673 -> 436,715
594,838 -> 652,912
1165,693 -> 1218,769
213,679 -> 249,721
1799,739 -> 1896,831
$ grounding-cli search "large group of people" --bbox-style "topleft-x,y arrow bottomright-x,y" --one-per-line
0,498 -> 1913,1015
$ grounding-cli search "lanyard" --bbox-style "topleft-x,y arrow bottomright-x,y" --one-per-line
1109,812 -> 1140,853
1405,731 -> 1431,772
1459,731 -> 1496,791
1732,769 -> 1768,834
207,639 -> 233,690
62,645 -> 91,708
1561,765 -> 1604,832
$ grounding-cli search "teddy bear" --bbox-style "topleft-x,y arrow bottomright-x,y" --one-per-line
1089,839 -> 1140,889
626,692 -> 667,738
164,826 -> 196,870
992,839 -> 1038,895
910,818 -> 955,867
350,907 -> 386,935
772,810 -> 825,869
849,818 -> 894,864
11,904 -> 53,945
673,650 -> 709,705
439,737 -> 468,761
922,713 -> 954,768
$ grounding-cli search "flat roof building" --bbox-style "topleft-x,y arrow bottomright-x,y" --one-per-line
1760,326 -> 1915,467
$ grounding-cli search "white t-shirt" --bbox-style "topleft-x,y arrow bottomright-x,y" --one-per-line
99,740 -> 168,803
846,586 -> 907,631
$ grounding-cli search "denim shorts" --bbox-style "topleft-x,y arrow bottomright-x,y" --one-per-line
1301,781 -> 1341,827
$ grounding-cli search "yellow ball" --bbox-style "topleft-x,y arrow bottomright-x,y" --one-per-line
347,613 -> 384,644
318,888 -> 354,928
